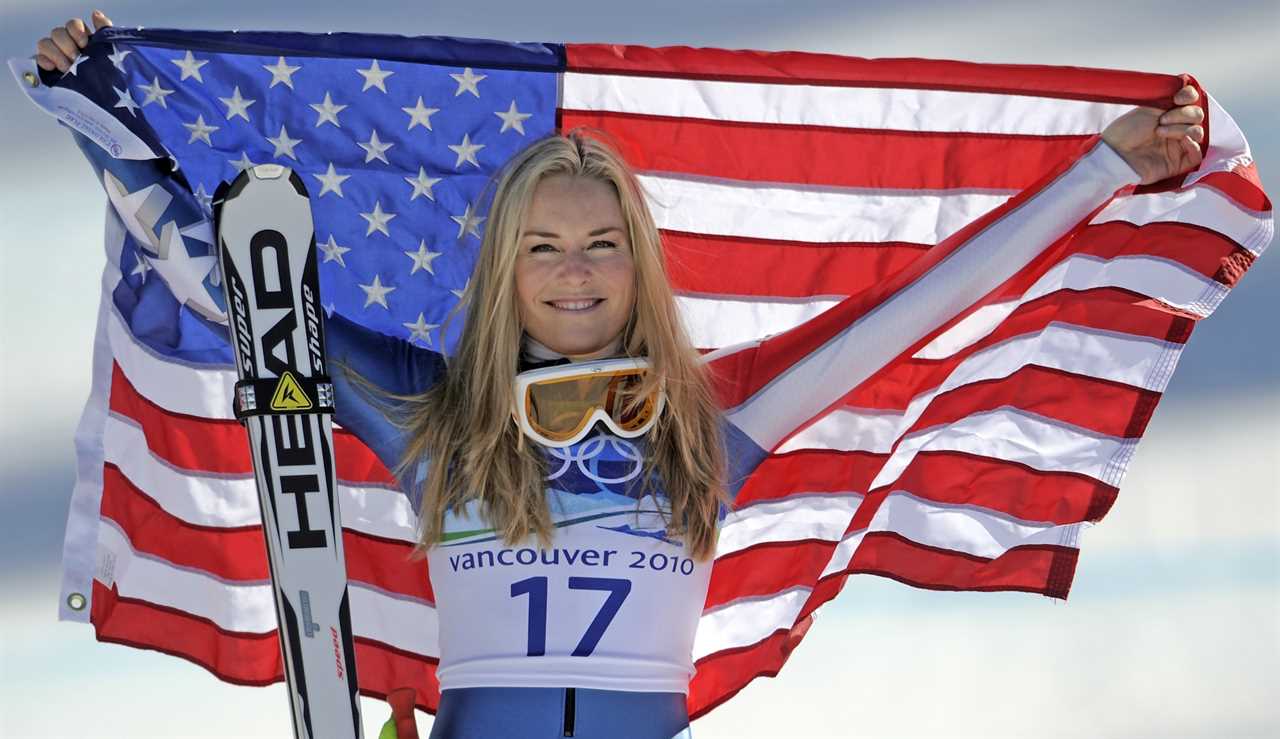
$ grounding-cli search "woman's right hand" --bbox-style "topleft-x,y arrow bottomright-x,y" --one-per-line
35,10 -> 113,73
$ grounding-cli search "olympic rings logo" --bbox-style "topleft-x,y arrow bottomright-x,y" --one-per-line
545,433 -> 645,485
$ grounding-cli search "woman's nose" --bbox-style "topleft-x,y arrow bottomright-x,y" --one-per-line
555,250 -> 594,281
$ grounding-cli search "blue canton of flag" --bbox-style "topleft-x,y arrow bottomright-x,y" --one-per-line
42,27 -> 559,362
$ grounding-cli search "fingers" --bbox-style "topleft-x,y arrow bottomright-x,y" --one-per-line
66,17 -> 91,47
1178,135 -> 1204,171
1156,123 -> 1205,143
1161,104 -> 1204,126
1173,84 -> 1199,106
35,37 -> 71,72
35,12 -> 111,73
50,26 -> 80,61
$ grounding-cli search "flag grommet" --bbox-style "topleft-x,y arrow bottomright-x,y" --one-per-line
66,592 -> 86,611
22,71 -> 38,88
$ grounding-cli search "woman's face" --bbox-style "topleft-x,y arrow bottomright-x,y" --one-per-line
514,174 -> 636,360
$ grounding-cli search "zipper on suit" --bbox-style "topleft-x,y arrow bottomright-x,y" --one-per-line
563,687 -> 576,736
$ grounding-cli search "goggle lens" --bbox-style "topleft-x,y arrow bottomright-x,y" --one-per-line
524,369 -> 657,443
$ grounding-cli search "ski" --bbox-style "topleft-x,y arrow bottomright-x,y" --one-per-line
213,164 -> 363,739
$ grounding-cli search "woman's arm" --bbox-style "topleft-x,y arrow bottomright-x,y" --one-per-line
326,310 -> 446,482
708,87 -> 1204,465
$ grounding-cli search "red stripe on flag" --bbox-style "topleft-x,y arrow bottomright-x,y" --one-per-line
90,581 -> 444,712
101,461 -> 431,598
706,539 -> 836,609
108,362 -> 397,485
565,45 -> 1184,106
343,531 -> 435,604
1197,166 -> 1272,213
109,363 -> 249,475
562,109 -> 1091,191
665,230 -> 925,299
91,580 -> 282,685
840,289 -> 1191,412
903,365 -> 1165,440
841,531 -> 1080,599
688,616 -> 814,720
666,221 -> 1242,300
735,451 -> 882,507
884,450 -> 1118,525
101,462 -> 267,580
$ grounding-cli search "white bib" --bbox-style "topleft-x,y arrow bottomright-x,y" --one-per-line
427,433 -> 715,693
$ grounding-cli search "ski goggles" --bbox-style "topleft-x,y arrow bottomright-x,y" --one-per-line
513,357 -> 666,448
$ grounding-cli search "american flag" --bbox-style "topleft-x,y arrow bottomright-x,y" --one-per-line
9,25 -> 1271,720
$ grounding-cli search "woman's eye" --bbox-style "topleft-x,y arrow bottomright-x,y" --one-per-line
529,243 -> 556,253
589,240 -> 617,250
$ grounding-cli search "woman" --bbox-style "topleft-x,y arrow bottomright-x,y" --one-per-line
36,12 -> 1207,739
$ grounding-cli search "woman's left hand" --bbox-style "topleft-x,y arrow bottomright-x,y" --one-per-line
1102,83 -> 1205,185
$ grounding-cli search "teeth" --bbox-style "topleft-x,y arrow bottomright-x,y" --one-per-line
550,299 -> 599,311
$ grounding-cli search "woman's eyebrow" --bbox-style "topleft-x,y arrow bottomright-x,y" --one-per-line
520,226 -> 624,238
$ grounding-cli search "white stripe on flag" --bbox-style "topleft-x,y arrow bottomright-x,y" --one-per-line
1092,186 -> 1271,255
638,172 -> 1012,245
96,520 -> 440,656
692,586 -> 812,661
107,301 -> 237,420
863,491 -> 1089,560
779,324 -> 1182,454
716,493 -> 863,557
563,72 -> 1132,135
676,293 -> 841,349
349,582 -> 441,658
913,253 -> 1226,360
867,407 -> 1137,492
102,414 -> 419,541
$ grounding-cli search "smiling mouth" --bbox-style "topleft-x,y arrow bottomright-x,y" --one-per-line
546,299 -> 604,312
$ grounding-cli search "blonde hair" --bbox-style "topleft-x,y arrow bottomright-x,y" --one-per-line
390,130 -> 729,561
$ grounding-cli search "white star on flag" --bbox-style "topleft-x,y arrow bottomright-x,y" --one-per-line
182,114 -> 219,146
148,221 -> 222,321
448,132 -> 485,169
403,313 -> 439,346
171,50 -> 209,82
310,92 -> 347,128
131,254 -> 152,281
193,184 -> 214,213
359,274 -> 396,309
404,240 -> 442,275
229,152 -> 257,173
64,54 -> 88,77
402,97 -> 440,131
405,167 -> 442,201
357,59 -> 394,93
263,56 -> 300,89
137,77 -> 175,108
495,100 -> 532,135
450,279 -> 469,300
318,234 -> 351,267
451,203 -> 485,240
218,86 -> 255,121
358,129 -> 394,164
313,163 -> 350,198
267,125 -> 302,160
360,200 -> 396,236
113,86 -> 139,116
107,44 -> 132,71
450,67 -> 486,97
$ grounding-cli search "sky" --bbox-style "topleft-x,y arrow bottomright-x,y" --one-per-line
1,1 -> 1277,737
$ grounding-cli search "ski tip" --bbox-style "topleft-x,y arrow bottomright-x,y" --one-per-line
251,163 -> 288,180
